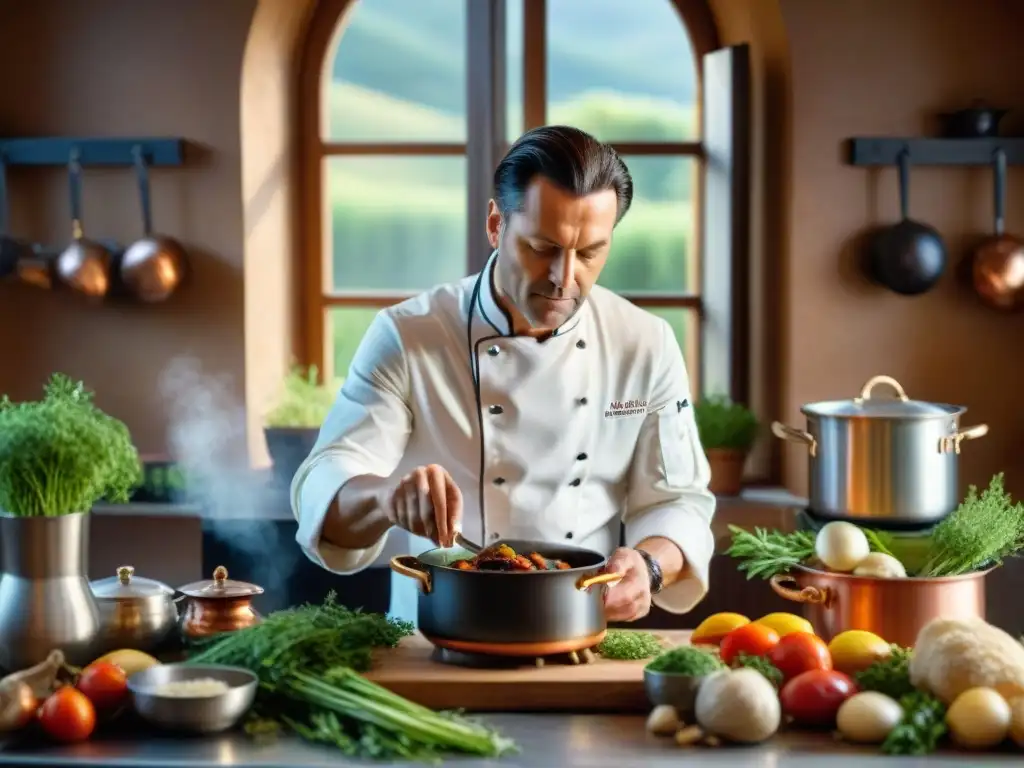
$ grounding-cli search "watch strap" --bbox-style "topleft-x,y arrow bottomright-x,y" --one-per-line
636,548 -> 664,595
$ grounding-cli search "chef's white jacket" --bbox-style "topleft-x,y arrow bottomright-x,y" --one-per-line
290,251 -> 716,626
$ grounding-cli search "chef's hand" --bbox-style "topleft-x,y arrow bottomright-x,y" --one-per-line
382,464 -> 464,548
601,547 -> 651,622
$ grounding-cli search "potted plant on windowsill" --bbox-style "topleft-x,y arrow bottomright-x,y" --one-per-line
694,393 -> 760,497
263,365 -> 337,490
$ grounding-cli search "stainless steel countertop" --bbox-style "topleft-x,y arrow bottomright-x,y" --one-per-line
0,715 -> 1015,767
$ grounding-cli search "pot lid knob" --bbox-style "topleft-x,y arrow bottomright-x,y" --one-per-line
855,375 -> 909,404
213,565 -> 228,584
117,565 -> 135,585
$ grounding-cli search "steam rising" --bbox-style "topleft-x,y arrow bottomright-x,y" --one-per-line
159,356 -> 298,599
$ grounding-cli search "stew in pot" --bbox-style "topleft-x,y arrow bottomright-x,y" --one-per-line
451,543 -> 571,572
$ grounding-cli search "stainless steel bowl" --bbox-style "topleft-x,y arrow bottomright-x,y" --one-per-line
127,663 -> 258,734
643,668 -> 711,719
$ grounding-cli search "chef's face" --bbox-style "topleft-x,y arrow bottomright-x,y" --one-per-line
486,176 -> 618,333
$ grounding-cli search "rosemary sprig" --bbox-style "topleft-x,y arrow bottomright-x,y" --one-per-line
724,525 -> 817,580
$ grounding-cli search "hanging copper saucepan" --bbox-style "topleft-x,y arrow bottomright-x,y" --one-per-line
118,145 -> 187,303
971,148 -> 1024,311
55,150 -> 113,300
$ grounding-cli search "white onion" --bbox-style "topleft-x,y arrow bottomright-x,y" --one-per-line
815,521 -> 870,572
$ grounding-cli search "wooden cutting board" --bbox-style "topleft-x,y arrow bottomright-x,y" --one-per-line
364,630 -> 692,712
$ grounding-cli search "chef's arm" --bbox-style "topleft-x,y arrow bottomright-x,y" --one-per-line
289,311 -> 412,575
622,320 -> 717,614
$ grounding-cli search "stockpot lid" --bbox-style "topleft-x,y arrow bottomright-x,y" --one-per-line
801,375 -> 966,420
177,565 -> 264,599
91,565 -> 175,600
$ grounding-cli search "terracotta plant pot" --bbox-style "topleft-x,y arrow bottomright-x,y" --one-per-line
706,448 -> 747,496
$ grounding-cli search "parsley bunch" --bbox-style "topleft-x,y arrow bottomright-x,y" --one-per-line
0,374 -> 142,517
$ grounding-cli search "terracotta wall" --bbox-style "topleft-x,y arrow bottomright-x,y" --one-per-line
1,0 -> 1023,500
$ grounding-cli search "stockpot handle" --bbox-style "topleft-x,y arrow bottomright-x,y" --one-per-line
855,375 -> 908,404
769,574 -> 834,608
939,423 -> 989,455
576,571 -> 624,591
390,555 -> 432,594
771,421 -> 817,458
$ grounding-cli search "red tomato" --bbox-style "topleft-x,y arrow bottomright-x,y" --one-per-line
38,687 -> 96,743
77,661 -> 129,711
779,669 -> 858,727
767,631 -> 832,681
719,623 -> 780,666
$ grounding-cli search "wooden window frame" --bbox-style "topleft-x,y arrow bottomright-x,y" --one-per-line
299,0 -> 744,401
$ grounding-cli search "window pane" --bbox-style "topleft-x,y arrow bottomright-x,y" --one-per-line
545,0 -> 698,142
645,307 -> 699,379
599,155 -> 696,294
505,0 -> 523,142
325,156 -> 468,292
325,306 -> 386,382
323,0 -> 466,142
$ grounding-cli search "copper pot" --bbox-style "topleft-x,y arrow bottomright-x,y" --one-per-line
176,566 -> 264,640
769,564 -> 991,648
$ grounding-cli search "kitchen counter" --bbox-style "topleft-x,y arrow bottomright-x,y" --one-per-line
0,714 -> 1018,767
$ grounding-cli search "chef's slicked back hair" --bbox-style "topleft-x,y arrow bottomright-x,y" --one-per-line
493,125 -> 634,224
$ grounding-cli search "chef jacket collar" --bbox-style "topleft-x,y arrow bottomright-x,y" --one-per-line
475,250 -> 586,339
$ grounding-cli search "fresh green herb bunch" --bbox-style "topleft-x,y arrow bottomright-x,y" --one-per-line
646,645 -> 726,676
726,526 -> 818,580
733,653 -> 783,689
882,690 -> 947,756
188,593 -> 515,762
854,645 -> 915,699
693,393 -> 759,451
596,630 -> 664,660
916,473 -> 1024,577
264,365 -> 338,429
0,374 -> 142,517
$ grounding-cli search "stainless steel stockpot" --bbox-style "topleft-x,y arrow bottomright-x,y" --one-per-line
771,375 -> 988,525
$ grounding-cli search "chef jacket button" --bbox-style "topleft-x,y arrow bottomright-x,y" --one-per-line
569,478 -> 582,487
576,452 -> 588,461
565,532 -> 574,540
487,345 -> 500,356
578,397 -> 588,406
488,404 -> 504,415
576,339 -> 586,349
493,477 -> 506,486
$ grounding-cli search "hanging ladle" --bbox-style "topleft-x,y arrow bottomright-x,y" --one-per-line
118,145 -> 187,303
55,150 -> 112,300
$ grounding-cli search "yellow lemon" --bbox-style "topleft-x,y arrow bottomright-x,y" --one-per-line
691,612 -> 750,645
827,630 -> 892,675
753,612 -> 815,638
91,648 -> 160,677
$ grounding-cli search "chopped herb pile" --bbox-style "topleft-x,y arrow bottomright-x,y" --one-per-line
881,690 -> 947,756
596,630 -> 664,660
645,645 -> 726,676
0,374 -> 141,517
854,645 -> 915,700
733,652 -> 783,688
188,593 -> 516,762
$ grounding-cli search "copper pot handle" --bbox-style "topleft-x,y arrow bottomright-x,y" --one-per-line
771,421 -> 817,458
938,423 -> 989,454
576,572 -> 625,591
769,574 -> 833,607
390,555 -> 432,594
855,375 -> 908,403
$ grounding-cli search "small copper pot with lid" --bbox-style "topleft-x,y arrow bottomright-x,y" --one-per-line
176,566 -> 264,640
90,564 -> 179,654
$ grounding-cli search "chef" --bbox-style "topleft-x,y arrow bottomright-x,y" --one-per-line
290,125 -> 716,627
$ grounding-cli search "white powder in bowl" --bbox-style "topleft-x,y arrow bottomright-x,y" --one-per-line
153,677 -> 232,697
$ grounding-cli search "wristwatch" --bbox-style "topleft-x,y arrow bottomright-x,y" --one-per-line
636,548 -> 664,595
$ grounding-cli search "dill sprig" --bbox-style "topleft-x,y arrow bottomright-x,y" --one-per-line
916,473 -> 1024,577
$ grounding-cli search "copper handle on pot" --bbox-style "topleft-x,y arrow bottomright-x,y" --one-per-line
938,423 -> 989,454
769,574 -> 834,607
771,421 -> 817,458
390,555 -> 432,594
576,571 -> 624,591
855,375 -> 908,403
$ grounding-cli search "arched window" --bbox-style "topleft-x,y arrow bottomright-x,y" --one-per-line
300,0 -> 748,399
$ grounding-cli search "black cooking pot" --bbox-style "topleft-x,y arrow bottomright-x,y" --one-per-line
390,538 -> 623,656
